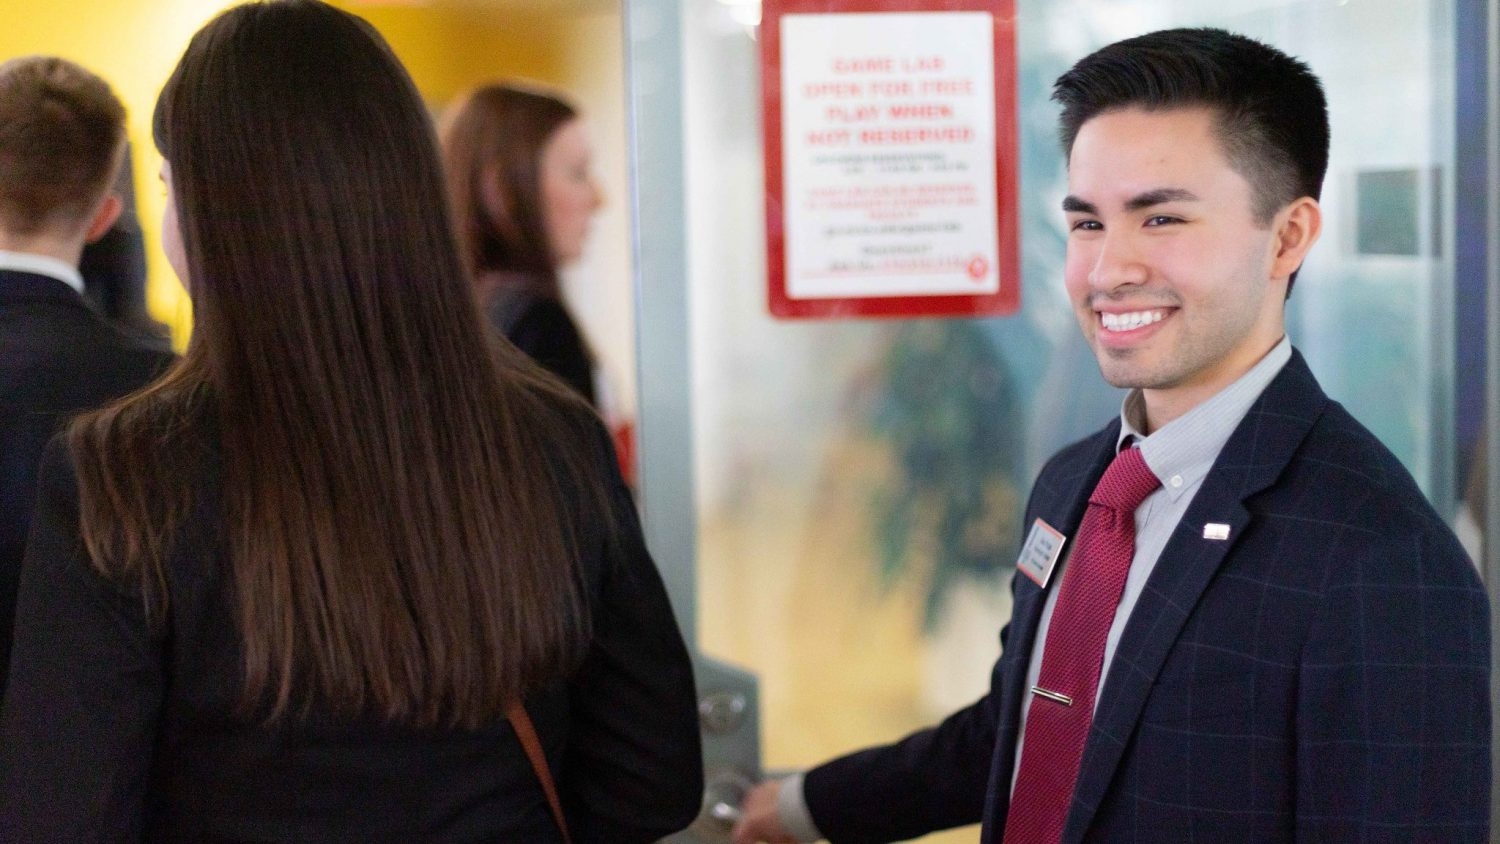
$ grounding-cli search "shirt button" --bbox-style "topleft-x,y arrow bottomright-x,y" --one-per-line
1170,475 -> 1183,488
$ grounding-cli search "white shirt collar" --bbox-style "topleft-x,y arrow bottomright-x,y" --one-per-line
0,249 -> 85,295
1116,336 -> 1294,500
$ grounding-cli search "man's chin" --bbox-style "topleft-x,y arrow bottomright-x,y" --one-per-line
1096,355 -> 1169,391
1094,348 -> 1137,386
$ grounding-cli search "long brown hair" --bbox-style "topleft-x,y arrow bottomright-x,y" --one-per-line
441,83 -> 577,297
69,0 -> 607,729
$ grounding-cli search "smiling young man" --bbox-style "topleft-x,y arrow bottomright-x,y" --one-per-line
734,28 -> 1489,844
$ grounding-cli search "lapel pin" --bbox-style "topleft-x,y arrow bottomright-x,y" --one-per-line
1203,523 -> 1231,541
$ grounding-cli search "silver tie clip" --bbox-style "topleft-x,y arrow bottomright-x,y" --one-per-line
1031,686 -> 1073,707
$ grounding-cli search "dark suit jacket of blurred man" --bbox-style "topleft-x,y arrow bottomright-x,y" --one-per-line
0,265 -> 174,694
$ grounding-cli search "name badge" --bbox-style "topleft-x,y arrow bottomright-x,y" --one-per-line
1017,518 -> 1067,588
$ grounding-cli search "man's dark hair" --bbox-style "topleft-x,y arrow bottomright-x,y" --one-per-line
1053,27 -> 1329,227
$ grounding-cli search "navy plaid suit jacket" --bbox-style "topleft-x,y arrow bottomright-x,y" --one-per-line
804,349 -> 1490,843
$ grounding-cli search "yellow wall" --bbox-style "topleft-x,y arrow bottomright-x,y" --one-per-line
332,4 -> 569,106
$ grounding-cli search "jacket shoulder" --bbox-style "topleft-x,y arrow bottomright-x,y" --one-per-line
3,296 -> 173,392
1270,401 -> 1478,587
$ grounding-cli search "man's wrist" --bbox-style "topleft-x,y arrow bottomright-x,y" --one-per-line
775,771 -> 825,843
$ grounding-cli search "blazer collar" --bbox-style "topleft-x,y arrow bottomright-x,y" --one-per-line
0,250 -> 84,293
1059,348 -> 1330,841
0,268 -> 88,308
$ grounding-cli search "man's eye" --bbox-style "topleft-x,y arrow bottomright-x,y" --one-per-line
1070,219 -> 1102,232
1145,215 -> 1182,226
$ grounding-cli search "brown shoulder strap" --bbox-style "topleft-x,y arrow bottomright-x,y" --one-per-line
506,702 -> 572,844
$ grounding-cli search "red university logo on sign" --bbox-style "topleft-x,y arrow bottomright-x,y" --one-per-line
762,0 -> 1020,320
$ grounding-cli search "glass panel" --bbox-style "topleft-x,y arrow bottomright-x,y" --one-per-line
681,2 -> 1464,841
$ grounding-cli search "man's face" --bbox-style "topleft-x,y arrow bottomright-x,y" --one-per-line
1063,106 -> 1289,423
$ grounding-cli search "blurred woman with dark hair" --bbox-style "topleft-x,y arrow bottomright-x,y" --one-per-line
442,83 -> 603,406
0,2 -> 701,841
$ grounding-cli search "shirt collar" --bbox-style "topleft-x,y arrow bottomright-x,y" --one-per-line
1117,336 -> 1293,501
0,249 -> 85,295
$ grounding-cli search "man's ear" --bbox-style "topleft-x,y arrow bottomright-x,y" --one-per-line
83,193 -> 124,244
1271,196 -> 1322,280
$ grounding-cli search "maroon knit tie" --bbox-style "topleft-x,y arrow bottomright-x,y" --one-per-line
1003,446 -> 1160,843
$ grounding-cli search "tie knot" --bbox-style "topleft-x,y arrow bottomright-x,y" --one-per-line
1089,446 -> 1160,513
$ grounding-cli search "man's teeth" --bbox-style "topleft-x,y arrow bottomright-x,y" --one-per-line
1100,310 -> 1165,332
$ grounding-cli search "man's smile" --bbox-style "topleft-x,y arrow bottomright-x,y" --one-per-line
1099,309 -> 1168,332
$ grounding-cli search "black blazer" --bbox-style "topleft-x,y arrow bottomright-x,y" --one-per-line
0,404 -> 703,842
0,269 -> 174,692
488,285 -> 596,408
803,350 -> 1490,843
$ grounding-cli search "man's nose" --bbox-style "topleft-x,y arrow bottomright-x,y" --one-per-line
1087,231 -> 1149,292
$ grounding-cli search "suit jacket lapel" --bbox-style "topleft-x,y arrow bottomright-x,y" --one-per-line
1060,351 -> 1330,842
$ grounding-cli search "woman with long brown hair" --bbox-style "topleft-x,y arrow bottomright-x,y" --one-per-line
0,2 -> 701,841
442,83 -> 603,407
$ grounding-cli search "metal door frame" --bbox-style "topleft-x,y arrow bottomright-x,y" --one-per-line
623,0 -> 698,647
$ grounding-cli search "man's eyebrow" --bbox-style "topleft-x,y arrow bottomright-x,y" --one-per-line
1063,188 -> 1200,215
1124,188 -> 1200,212
1062,195 -> 1096,214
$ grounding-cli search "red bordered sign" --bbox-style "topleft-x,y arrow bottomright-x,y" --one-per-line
763,0 -> 1019,320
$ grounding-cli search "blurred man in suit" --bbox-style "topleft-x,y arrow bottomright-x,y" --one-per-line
0,56 -> 174,693
735,28 -> 1488,844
